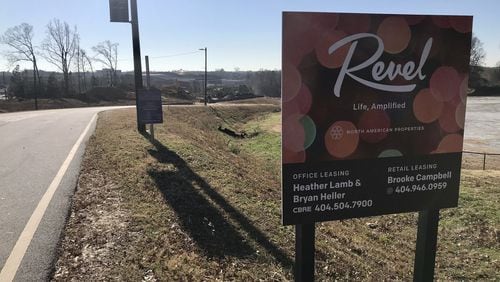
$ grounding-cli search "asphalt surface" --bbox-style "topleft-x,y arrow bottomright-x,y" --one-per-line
0,106 -> 126,281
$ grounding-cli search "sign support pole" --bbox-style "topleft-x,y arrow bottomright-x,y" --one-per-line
130,0 -> 145,133
295,223 -> 315,282
413,209 -> 440,282
145,55 -> 154,141
145,55 -> 151,90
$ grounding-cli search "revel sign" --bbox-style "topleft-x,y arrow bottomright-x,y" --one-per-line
330,33 -> 432,96
282,12 -> 472,225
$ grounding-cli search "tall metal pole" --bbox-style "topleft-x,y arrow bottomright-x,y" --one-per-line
131,0 -> 145,132
204,47 -> 207,106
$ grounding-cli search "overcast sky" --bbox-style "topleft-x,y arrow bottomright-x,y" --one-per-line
1,0 -> 499,72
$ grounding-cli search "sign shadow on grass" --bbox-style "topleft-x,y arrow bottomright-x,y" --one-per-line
143,135 -> 293,268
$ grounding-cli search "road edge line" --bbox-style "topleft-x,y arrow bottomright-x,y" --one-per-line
0,113 -> 98,282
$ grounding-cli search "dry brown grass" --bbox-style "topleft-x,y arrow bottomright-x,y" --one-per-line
53,105 -> 499,281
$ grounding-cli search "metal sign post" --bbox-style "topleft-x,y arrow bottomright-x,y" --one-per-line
145,56 -> 151,89
145,55 -> 154,141
295,224 -> 315,282
109,0 -> 145,132
413,209 -> 440,282
130,0 -> 145,132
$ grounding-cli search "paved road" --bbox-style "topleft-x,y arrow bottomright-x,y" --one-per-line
0,106 -> 127,281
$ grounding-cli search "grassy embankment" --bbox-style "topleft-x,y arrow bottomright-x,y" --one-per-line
53,105 -> 499,281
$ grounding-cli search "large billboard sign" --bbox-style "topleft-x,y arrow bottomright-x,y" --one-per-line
282,12 -> 472,225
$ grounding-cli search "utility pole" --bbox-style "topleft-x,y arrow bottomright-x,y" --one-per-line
199,47 -> 207,106
131,0 -> 145,132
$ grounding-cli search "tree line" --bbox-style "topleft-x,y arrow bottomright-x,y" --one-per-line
0,20 -> 120,104
6,21 -> 484,103
0,21 -> 282,104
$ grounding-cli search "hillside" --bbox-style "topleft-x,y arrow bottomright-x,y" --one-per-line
53,105 -> 499,281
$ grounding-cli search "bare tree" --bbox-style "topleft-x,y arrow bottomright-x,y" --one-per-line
92,40 -> 118,86
0,23 -> 41,109
42,19 -> 78,96
469,34 -> 486,88
83,50 -> 97,87
82,50 -> 94,74
470,34 -> 485,66
74,47 -> 94,92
